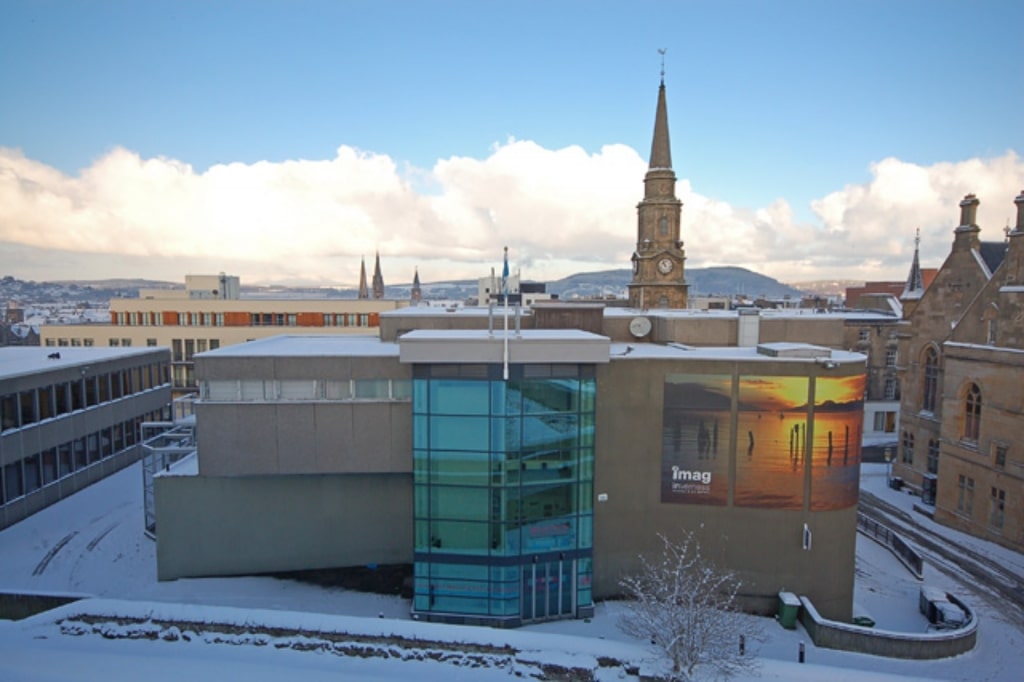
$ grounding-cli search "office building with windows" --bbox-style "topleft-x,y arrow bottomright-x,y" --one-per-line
0,347 -> 172,530
39,274 -> 408,397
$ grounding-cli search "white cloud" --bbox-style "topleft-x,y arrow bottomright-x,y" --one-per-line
0,143 -> 1021,287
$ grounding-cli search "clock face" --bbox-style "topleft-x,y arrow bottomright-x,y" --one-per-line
657,258 -> 674,274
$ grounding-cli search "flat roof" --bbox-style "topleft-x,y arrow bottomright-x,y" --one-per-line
0,346 -> 165,381
197,334 -> 400,358
400,329 -> 606,342
609,342 -> 865,364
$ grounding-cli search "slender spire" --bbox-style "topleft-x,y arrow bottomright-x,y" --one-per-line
357,256 -> 369,299
372,251 -> 385,299
649,50 -> 672,170
411,267 -> 422,304
902,228 -> 924,299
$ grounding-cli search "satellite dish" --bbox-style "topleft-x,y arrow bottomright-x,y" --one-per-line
629,316 -> 652,338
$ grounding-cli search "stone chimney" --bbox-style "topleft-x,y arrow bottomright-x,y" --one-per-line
958,193 -> 980,228
1014,189 -> 1024,235
953,193 -> 981,251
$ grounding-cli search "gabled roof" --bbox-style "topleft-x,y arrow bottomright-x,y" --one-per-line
978,241 -> 1008,275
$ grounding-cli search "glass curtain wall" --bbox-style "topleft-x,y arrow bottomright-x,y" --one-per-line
412,363 -> 595,625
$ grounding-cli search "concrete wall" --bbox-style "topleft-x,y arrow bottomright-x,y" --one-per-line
798,594 -> 977,659
155,472 -> 412,580
195,354 -> 412,476
592,356 -> 860,621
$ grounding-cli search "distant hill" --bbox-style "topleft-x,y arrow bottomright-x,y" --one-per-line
2,266 -> 808,304
412,266 -> 807,302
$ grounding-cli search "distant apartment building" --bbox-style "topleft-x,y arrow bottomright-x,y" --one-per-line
39,274 -> 408,396
1,346 -> 172,530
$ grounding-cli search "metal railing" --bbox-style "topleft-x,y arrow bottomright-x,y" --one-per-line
857,513 -> 924,579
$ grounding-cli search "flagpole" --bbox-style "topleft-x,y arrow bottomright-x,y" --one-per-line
502,246 -> 509,381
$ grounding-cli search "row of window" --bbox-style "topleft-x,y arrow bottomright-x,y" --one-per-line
111,312 -> 376,328
171,338 -> 221,362
1,408 -> 167,506
200,378 -> 413,402
45,338 -> 161,348
956,475 -> 1007,530
0,362 -> 169,432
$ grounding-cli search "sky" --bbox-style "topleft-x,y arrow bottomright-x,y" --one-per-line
1,0 -> 1022,288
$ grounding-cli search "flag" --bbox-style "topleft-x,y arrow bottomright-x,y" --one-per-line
501,246 -> 509,295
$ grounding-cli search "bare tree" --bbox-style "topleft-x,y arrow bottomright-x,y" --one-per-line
618,532 -> 762,681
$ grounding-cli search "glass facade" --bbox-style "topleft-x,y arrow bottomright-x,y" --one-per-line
412,363 -> 595,625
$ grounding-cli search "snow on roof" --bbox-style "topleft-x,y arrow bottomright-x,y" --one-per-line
610,343 -> 864,364
400,328 -> 607,342
197,335 -> 400,358
0,346 -> 164,381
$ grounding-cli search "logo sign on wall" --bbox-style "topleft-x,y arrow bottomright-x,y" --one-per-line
661,374 -> 731,505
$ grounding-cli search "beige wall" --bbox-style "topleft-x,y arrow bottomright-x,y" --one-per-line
592,356 -> 861,620
195,354 -> 411,476
155,472 -> 412,580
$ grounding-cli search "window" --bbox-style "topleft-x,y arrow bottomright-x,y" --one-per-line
83,338 -> 94,347
885,348 -> 897,368
922,347 -> 939,413
927,439 -> 939,474
108,338 -> 120,347
71,338 -> 82,347
147,338 -> 157,347
45,338 -> 55,347
957,475 -> 974,515
121,338 -> 131,347
884,376 -> 897,400
987,318 -> 997,345
994,444 -> 1008,469
964,383 -> 982,442
210,339 -> 220,350
990,487 -> 1005,529
178,312 -> 188,326
354,379 -> 390,400
858,328 -> 870,342
287,314 -> 297,326
901,430 -> 915,464
172,339 -> 183,362
873,411 -> 896,433
58,338 -> 69,347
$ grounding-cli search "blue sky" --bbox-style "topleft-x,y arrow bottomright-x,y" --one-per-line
1,0 -> 1022,286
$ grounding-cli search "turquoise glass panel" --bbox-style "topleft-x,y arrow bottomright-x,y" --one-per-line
490,416 -> 521,452
429,520 -> 489,553
429,379 -> 490,415
522,517 -> 577,553
413,379 -> 428,412
413,415 -> 429,449
428,562 -> 490,581
429,415 -> 489,450
429,450 -> 489,486
430,485 -> 489,521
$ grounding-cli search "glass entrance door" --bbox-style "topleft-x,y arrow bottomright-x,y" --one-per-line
521,558 -> 575,622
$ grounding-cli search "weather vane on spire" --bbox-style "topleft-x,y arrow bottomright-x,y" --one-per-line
658,48 -> 666,83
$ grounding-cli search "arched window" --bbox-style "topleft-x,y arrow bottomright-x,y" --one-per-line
964,383 -> 982,442
922,347 -> 939,413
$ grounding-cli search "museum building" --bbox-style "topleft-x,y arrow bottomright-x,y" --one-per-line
152,76 -> 868,626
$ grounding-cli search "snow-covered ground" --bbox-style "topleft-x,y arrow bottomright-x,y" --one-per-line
0,462 -> 1021,681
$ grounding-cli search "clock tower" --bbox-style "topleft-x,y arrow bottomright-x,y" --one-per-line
627,72 -> 688,309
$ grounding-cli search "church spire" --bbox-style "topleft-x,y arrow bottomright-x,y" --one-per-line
372,251 -> 385,299
411,267 -> 422,305
648,49 -> 672,171
902,228 -> 924,299
357,256 -> 369,299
